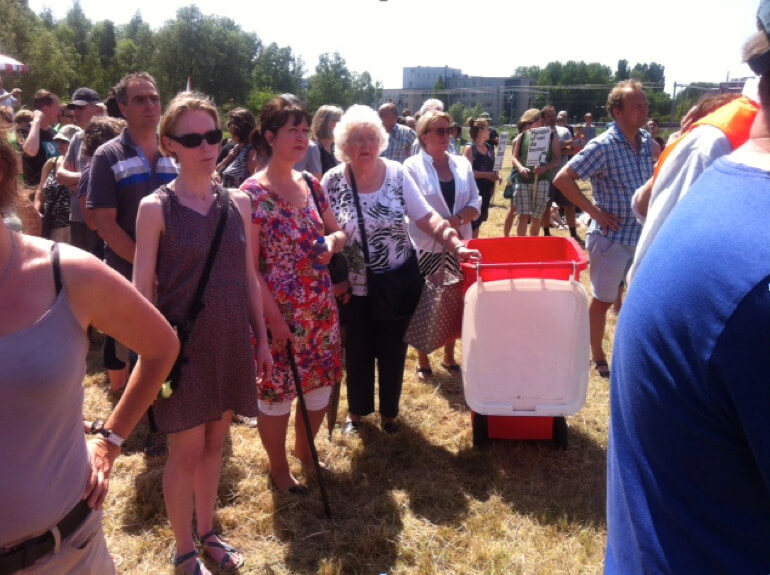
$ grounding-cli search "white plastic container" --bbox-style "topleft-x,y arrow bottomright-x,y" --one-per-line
461,277 -> 590,417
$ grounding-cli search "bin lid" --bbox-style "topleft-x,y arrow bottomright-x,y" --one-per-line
461,277 -> 590,416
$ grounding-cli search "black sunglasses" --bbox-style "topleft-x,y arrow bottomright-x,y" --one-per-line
167,129 -> 222,148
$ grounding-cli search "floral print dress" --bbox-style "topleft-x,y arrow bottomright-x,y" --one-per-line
241,174 -> 342,403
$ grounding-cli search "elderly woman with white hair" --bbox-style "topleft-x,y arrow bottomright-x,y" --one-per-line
322,105 -> 479,435
404,110 -> 480,379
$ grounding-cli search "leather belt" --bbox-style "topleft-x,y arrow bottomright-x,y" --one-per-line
0,500 -> 91,575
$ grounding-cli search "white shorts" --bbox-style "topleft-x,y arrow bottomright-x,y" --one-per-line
258,386 -> 332,416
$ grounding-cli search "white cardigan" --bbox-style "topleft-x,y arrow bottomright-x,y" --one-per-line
404,150 -> 482,253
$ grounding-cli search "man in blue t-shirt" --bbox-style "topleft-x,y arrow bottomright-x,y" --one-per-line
605,20 -> 770,574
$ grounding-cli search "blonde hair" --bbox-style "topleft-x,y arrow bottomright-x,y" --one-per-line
416,110 -> 453,148
312,105 -> 343,141
159,91 -> 220,160
333,105 -> 389,163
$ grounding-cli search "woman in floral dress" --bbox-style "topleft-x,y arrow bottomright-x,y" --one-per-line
241,96 -> 344,494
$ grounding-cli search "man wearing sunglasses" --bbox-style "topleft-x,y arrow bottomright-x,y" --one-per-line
87,72 -> 177,281
87,72 -> 177,457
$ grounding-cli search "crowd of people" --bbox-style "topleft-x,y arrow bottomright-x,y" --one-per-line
3,2 -> 770,570
0,71 -> 482,574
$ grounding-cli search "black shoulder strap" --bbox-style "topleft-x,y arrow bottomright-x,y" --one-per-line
302,172 -> 322,216
51,242 -> 62,295
347,167 -> 371,268
187,188 -> 230,322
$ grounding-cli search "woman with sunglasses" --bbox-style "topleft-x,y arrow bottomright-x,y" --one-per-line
240,96 -> 343,495
133,92 -> 272,575
404,110 -> 480,380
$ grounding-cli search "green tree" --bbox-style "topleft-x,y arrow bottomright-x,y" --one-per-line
152,6 -> 260,105
350,71 -> 381,107
251,43 -> 303,94
615,59 -> 629,81
307,52 -> 353,110
448,102 -> 466,125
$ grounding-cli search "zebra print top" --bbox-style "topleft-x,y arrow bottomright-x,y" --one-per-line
322,159 -> 432,296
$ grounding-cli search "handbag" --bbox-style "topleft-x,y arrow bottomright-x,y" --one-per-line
302,172 -> 349,285
348,167 -> 422,321
162,187 -> 230,398
404,245 -> 464,354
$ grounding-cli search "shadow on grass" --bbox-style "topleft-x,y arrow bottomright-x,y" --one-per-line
457,425 -> 607,529
266,416 -> 604,573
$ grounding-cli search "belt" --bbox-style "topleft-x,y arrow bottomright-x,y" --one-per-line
0,500 -> 91,575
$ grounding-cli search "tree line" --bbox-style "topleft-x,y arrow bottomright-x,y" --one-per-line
0,1 -> 382,113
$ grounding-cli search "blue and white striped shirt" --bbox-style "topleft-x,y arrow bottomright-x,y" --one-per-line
568,123 -> 653,246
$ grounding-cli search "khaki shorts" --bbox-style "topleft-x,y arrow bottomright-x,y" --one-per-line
18,510 -> 115,575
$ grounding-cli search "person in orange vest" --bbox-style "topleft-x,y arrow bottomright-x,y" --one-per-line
627,84 -> 760,284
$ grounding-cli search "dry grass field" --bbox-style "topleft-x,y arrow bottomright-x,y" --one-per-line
85,154 -> 616,574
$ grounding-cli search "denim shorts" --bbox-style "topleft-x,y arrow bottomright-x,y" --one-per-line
586,233 -> 635,302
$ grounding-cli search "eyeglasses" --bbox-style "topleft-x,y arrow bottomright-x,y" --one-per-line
429,127 -> 452,137
166,129 -> 223,148
349,134 -> 379,146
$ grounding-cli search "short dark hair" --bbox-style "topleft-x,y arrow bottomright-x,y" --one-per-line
33,89 -> 57,110
115,72 -> 159,106
250,96 -> 311,160
83,116 -> 127,157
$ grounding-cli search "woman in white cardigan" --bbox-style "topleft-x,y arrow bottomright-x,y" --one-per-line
404,110 -> 481,380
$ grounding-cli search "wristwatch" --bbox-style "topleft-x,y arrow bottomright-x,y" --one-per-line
96,427 -> 125,448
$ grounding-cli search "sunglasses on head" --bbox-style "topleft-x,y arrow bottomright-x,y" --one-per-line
166,129 -> 222,148
430,127 -> 452,137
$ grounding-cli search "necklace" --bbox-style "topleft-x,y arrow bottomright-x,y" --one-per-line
0,230 -> 17,290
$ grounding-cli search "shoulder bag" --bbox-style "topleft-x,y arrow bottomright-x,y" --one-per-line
348,167 -> 422,321
404,243 -> 464,354
302,172 -> 349,285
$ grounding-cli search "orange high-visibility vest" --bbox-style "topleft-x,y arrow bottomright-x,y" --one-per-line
652,96 -> 759,184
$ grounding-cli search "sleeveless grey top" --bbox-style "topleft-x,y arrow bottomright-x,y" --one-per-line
0,282 -> 90,546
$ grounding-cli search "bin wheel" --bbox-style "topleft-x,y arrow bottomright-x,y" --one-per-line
472,413 -> 489,448
553,417 -> 569,450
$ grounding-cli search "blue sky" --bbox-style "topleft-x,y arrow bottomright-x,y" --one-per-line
30,0 -> 760,92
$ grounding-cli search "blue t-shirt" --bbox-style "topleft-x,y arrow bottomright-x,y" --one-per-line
606,157 -> 770,574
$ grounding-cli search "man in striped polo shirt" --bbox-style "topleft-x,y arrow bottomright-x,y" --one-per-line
87,72 -> 177,456
87,72 -> 177,280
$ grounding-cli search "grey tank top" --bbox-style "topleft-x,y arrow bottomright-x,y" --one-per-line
0,247 -> 90,546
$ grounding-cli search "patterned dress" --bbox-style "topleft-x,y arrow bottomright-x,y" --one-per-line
153,185 -> 257,433
241,174 -> 342,403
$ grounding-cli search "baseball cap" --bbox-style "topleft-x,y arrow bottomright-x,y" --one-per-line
68,87 -> 101,108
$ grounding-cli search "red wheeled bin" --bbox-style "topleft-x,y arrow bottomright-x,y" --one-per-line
460,237 -> 589,449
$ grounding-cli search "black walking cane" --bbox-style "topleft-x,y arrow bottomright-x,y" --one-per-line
286,340 -> 332,518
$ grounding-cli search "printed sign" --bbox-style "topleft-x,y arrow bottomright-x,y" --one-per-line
525,127 -> 552,168
493,132 -> 510,172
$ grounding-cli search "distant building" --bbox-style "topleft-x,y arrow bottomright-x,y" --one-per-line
379,66 -> 534,124
719,78 -> 750,94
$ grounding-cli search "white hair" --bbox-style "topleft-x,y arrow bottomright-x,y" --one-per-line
418,98 -> 444,115
333,104 -> 389,163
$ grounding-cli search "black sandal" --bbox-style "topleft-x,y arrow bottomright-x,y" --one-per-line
198,529 -> 244,571
593,360 -> 610,379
